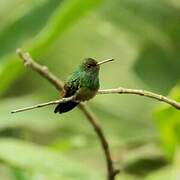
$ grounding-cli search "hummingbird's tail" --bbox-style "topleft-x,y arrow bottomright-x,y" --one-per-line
54,101 -> 79,114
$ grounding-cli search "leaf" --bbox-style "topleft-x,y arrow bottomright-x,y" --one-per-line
133,43 -> 180,93
100,0 -> 177,49
0,138 -> 102,180
145,166 -> 177,180
154,85 -> 180,160
146,148 -> 180,180
0,0 -> 61,57
99,0 -> 180,93
0,0 -> 103,96
9,166 -> 30,180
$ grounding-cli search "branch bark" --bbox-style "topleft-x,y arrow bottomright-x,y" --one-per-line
78,104 -> 120,179
12,87 -> 180,113
16,49 -> 118,180
11,96 -> 76,113
98,88 -> 180,110
17,49 -> 64,91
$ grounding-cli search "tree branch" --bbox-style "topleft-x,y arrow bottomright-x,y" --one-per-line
11,96 -> 76,114
12,87 -> 180,114
98,88 -> 180,110
16,49 -> 118,180
16,49 -> 64,91
78,104 -> 120,179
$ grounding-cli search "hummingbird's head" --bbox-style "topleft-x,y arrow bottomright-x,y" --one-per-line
82,58 -> 99,73
82,58 -> 114,73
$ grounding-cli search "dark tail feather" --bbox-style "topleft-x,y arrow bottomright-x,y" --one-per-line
54,101 -> 79,114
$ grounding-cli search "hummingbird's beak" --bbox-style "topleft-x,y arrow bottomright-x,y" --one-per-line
97,59 -> 114,66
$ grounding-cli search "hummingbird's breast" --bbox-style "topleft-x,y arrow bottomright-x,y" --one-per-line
75,71 -> 99,101
75,87 -> 98,101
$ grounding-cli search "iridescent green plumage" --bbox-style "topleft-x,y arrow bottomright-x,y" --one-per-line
54,58 -> 113,114
54,58 -> 99,113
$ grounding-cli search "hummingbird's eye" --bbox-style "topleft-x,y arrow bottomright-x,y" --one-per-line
87,64 -> 91,69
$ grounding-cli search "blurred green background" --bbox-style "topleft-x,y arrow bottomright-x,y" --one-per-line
0,0 -> 179,179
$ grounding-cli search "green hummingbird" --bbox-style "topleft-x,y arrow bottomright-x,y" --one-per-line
54,58 -> 114,114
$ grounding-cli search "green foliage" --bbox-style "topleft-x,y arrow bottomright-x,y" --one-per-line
145,166 -> 177,180
101,0 -> 180,93
134,44 -> 180,93
0,0 -> 102,96
0,0 -> 179,179
155,85 -> 180,160
0,138 -> 102,180
0,0 -> 61,57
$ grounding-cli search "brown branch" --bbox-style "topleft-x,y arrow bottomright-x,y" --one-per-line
99,88 -> 180,110
17,49 -> 64,91
11,96 -> 76,113
16,49 -> 118,180
12,87 -> 180,114
78,104 -> 120,179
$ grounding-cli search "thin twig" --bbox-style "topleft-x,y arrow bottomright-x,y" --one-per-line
12,87 -> 180,113
17,49 -> 64,91
16,49 -> 118,180
11,96 -> 75,113
98,88 -> 180,110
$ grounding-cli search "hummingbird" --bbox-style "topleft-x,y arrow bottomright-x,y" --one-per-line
54,58 -> 114,114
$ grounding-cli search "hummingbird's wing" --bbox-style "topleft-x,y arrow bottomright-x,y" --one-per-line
63,74 -> 80,98
54,72 -> 80,114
